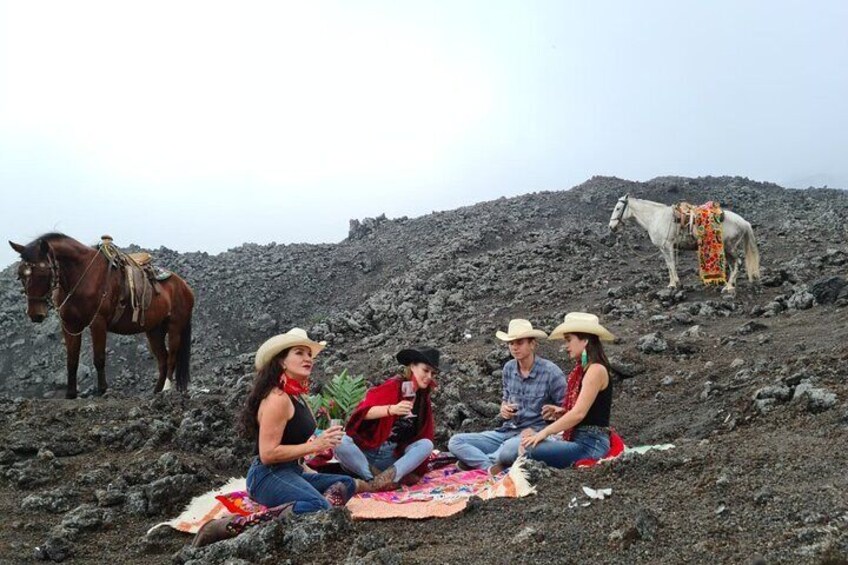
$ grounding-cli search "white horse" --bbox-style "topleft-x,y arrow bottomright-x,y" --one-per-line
608,194 -> 760,293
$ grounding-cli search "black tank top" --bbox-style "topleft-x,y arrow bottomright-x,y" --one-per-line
581,368 -> 612,427
281,395 -> 317,445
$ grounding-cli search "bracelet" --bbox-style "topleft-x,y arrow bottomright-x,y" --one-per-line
386,405 -> 392,417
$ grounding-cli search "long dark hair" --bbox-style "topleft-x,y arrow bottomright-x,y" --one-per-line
238,348 -> 289,441
574,332 -> 610,372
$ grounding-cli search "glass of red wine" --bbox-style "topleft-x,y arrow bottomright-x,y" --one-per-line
401,381 -> 416,419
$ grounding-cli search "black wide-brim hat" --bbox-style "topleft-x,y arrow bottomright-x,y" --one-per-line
396,346 -> 441,372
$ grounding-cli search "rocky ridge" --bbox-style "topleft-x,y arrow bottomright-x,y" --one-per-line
0,175 -> 847,563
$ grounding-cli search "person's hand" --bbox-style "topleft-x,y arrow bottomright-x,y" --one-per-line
518,428 -> 534,455
520,429 -> 548,449
314,426 -> 345,451
500,401 -> 518,420
390,400 -> 413,417
541,404 -> 565,421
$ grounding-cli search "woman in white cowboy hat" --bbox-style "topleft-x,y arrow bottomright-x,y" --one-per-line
334,346 -> 439,491
448,319 -> 566,473
192,328 -> 356,547
516,312 -> 615,468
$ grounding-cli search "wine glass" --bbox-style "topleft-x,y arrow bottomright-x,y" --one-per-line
504,394 -> 521,428
401,381 -> 416,419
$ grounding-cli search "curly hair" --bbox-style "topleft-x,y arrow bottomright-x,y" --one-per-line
238,348 -> 289,441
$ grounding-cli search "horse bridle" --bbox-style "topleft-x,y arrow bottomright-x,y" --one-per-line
18,258 -> 59,306
611,195 -> 630,225
18,246 -> 104,311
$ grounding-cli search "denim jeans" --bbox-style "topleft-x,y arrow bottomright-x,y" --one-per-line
522,429 -> 610,469
246,458 -> 356,514
334,435 -> 433,480
447,429 -> 522,470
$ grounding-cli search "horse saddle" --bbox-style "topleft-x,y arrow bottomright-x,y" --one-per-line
125,251 -> 172,280
673,201 -> 724,231
99,236 -> 168,325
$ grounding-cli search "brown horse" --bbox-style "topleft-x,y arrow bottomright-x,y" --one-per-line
8,233 -> 195,399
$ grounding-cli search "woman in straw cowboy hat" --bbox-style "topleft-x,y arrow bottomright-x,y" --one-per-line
192,328 -> 356,547
448,319 -> 566,474
335,346 -> 439,491
516,312 -> 615,468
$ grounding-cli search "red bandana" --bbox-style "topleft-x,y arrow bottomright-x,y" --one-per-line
561,364 -> 584,441
278,372 -> 309,397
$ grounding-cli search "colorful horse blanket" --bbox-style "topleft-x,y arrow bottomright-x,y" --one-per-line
674,201 -> 727,285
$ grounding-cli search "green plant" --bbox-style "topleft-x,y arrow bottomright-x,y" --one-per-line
306,369 -> 367,429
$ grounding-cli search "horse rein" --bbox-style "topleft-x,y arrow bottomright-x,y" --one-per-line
19,246 -> 112,336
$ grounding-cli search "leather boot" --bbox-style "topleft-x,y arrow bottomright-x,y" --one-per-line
324,481 -> 351,507
355,478 -> 372,494
400,472 -> 421,487
488,463 -> 506,476
368,465 -> 398,492
192,517 -> 236,547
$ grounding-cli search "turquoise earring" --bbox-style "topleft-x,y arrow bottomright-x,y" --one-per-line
581,350 -> 588,368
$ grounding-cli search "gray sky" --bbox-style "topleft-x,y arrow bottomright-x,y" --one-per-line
2,1 -> 847,269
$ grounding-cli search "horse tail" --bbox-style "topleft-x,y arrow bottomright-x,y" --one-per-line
744,222 -> 761,281
175,318 -> 192,391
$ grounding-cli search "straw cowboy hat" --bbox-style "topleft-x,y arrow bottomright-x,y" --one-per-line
548,312 -> 615,342
495,319 -> 548,342
396,346 -> 442,371
255,328 -> 327,370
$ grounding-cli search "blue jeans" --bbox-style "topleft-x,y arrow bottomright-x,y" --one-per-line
334,435 -> 433,480
447,429 -> 522,469
246,458 -> 356,514
522,429 -> 610,469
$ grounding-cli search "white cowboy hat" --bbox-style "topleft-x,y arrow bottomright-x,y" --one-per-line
254,328 -> 327,370
548,312 -> 615,342
495,319 -> 548,342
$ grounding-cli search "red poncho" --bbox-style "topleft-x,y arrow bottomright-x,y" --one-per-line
346,376 -> 434,472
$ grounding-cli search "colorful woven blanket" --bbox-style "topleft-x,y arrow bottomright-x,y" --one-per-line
691,201 -> 726,285
346,460 -> 535,519
213,460 -> 535,521
148,440 -> 679,535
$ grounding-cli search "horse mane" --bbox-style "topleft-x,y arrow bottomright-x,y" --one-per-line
19,233 -> 94,262
629,197 -> 668,209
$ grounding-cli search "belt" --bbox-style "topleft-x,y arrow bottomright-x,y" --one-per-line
576,425 -> 610,435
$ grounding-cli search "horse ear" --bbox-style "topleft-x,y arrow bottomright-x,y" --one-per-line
8,241 -> 25,255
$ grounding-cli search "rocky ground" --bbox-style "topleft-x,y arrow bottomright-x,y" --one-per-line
1,176 -> 847,564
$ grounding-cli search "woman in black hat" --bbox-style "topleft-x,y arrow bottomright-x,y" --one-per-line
335,347 -> 439,491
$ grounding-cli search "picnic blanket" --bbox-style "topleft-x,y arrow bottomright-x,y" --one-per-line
346,458 -> 535,519
146,459 -> 534,535
149,441 -> 673,534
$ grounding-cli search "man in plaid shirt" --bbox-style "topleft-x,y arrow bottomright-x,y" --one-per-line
448,319 -> 566,473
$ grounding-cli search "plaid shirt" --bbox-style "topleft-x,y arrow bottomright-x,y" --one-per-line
499,356 -> 566,432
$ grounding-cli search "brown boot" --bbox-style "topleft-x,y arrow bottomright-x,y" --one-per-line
192,517 -> 236,547
355,478 -> 372,494
368,465 -> 398,492
399,472 -> 421,487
